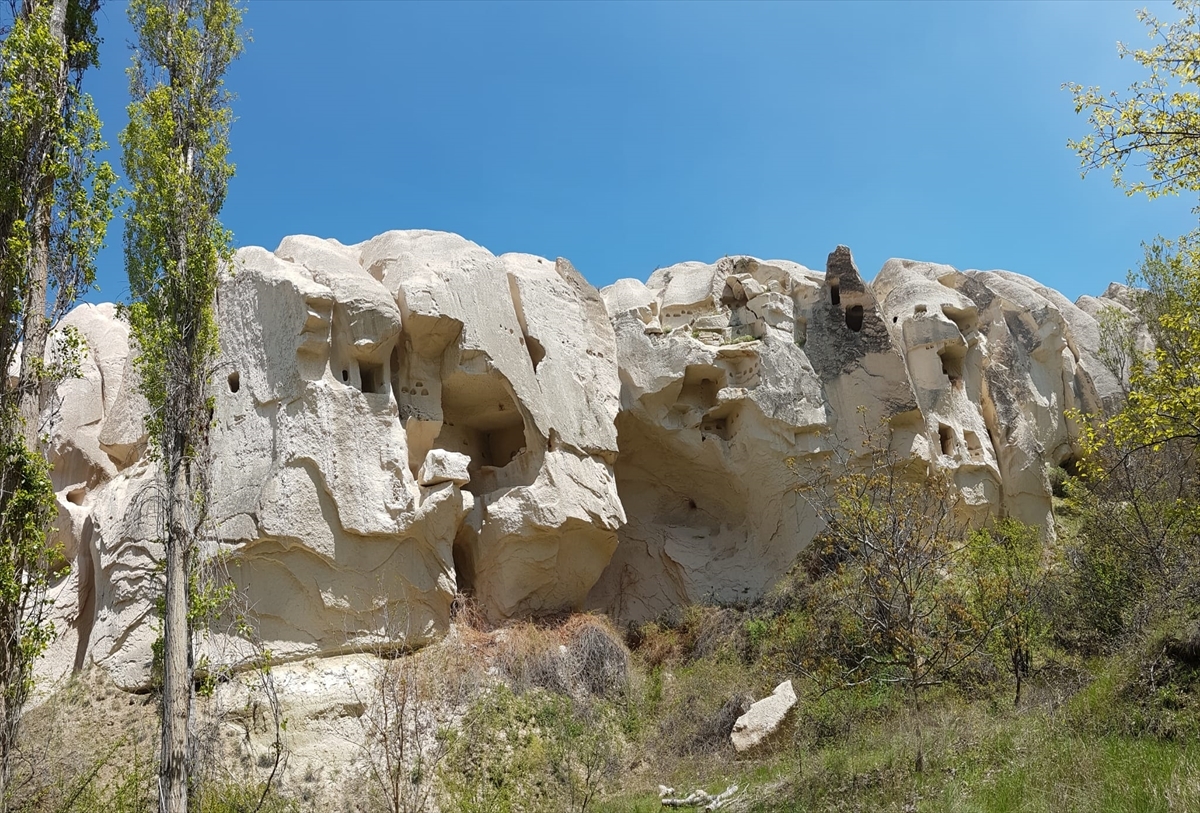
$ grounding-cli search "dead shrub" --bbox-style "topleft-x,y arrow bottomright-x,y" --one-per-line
495,621 -> 573,695
493,615 -> 632,700
562,615 -> 630,698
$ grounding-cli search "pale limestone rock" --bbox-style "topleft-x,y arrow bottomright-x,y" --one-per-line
873,259 -> 1115,535
731,679 -> 797,752
32,232 -> 1126,692
38,230 -> 623,689
588,248 -> 918,623
418,449 -> 471,486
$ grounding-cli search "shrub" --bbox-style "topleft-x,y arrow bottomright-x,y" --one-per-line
439,685 -> 624,813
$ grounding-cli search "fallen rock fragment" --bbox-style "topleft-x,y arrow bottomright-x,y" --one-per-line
730,679 -> 796,752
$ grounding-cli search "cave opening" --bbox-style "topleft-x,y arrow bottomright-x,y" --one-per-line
846,304 -> 864,332
964,430 -> 983,461
677,364 -> 727,411
360,362 -> 384,395
436,369 -> 531,493
939,424 -> 955,456
452,529 -> 476,596
938,344 -> 965,387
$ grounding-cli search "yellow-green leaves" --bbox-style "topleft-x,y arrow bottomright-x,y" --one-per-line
1067,1 -> 1200,204
122,0 -> 244,449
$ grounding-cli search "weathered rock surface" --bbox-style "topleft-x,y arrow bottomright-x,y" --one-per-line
34,231 -> 1133,687
44,231 -> 623,688
589,249 -> 1127,622
731,679 -> 797,752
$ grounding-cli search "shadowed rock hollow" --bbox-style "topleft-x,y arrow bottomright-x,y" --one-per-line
34,230 -> 1129,688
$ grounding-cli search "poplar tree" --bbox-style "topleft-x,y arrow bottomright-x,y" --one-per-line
120,1 -> 244,809
0,0 -> 113,805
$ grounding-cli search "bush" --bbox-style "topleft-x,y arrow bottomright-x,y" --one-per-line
439,685 -> 624,813
496,616 -> 631,700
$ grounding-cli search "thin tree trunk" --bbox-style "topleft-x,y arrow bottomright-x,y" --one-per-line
17,176 -> 53,445
160,444 -> 191,813
17,0 -> 70,439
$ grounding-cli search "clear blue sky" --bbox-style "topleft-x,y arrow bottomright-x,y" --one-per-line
81,0 -> 1198,304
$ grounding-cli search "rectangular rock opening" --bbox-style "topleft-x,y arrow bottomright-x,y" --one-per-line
964,430 -> 983,461
700,416 -> 730,441
938,424 -> 955,456
845,304 -> 864,332
938,344 -> 965,387
436,368 -> 535,494
678,364 -> 727,411
360,362 -> 384,395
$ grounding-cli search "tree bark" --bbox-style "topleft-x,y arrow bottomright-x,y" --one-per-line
160,436 -> 192,813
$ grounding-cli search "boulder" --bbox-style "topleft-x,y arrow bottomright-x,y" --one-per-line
418,449 -> 471,486
731,679 -> 797,752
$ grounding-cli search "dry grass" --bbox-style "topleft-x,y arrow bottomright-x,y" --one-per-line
479,613 -> 632,700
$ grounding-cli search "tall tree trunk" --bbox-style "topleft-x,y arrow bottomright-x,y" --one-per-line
160,436 -> 191,813
1,4 -> 69,810
17,174 -> 53,445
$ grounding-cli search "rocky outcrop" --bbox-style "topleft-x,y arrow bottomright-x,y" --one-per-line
36,231 -> 1133,688
44,231 -> 623,688
589,249 -> 1128,623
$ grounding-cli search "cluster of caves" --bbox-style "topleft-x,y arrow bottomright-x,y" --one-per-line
827,281 -> 864,332
223,318 -> 536,499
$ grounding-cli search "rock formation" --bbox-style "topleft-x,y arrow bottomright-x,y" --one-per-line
34,231 -> 1132,688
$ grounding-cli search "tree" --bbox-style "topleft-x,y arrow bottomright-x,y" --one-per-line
0,0 -> 112,806
1065,240 -> 1200,649
1067,0 -> 1200,203
1067,0 -> 1200,650
120,1 -> 245,810
793,429 -> 997,772
964,519 -> 1047,707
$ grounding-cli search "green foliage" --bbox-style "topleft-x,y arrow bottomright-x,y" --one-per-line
1083,233 -> 1200,452
52,747 -> 156,813
1067,0 -> 1200,203
0,0 -> 115,326
1059,239 -> 1200,651
722,334 -> 758,345
439,685 -> 624,813
196,782 -> 298,813
965,519 -> 1048,705
121,0 -> 243,449
0,433 -> 58,703
794,447 -> 987,700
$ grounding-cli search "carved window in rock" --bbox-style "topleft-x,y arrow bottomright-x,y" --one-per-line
360,362 -> 386,395
964,430 -> 984,461
845,305 -> 864,332
938,344 -> 965,388
435,369 -> 533,494
938,424 -> 956,456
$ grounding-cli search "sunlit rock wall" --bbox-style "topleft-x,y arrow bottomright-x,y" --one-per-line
35,232 -> 1130,686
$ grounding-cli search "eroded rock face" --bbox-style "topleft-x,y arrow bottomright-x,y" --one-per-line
45,231 -> 623,688
37,233 -> 1131,687
586,250 -> 917,622
588,248 -> 1129,623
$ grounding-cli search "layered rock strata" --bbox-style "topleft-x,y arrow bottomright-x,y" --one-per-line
36,232 -> 1130,687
